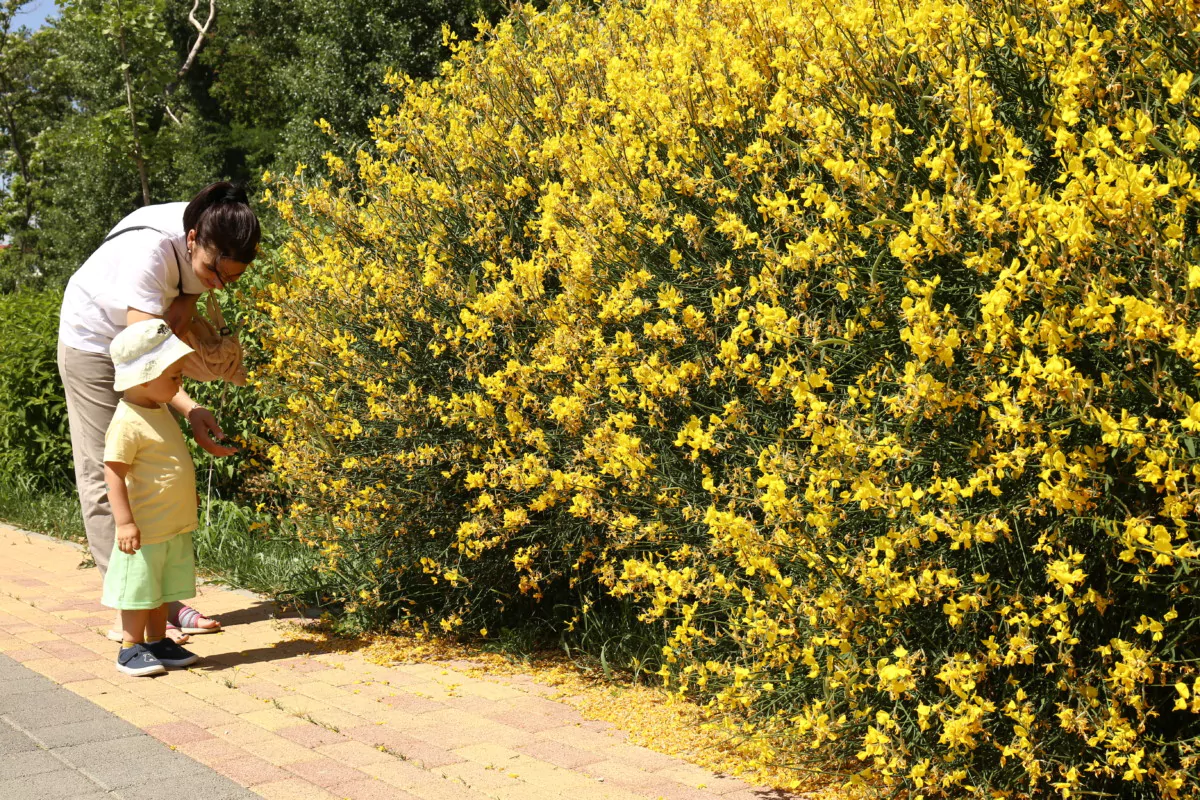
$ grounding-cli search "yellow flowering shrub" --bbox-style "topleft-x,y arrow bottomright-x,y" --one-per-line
258,0 -> 1200,795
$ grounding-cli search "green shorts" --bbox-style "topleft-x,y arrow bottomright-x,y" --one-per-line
101,531 -> 196,610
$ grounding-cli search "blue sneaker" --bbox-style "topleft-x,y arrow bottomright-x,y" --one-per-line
146,638 -> 200,668
117,643 -> 167,677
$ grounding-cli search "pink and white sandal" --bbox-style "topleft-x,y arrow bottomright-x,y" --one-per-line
174,604 -> 221,635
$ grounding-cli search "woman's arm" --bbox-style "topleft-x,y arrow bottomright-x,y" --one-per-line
105,461 -> 141,554
127,294 -> 197,336
125,307 -> 158,325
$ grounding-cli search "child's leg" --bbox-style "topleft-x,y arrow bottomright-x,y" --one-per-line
143,600 -> 200,668
140,535 -> 201,669
146,603 -> 169,642
120,609 -> 152,644
105,546 -> 169,676
116,607 -> 167,677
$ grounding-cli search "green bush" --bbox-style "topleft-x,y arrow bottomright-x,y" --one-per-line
0,288 -> 72,489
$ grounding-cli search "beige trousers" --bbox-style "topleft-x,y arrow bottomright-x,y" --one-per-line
57,341 -> 119,575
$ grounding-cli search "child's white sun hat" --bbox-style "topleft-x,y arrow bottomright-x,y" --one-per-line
110,320 -> 195,392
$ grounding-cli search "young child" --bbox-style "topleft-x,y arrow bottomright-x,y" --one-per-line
103,320 -> 203,676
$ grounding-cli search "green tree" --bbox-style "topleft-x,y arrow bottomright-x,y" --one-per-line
0,2 -> 68,290
29,0 -> 224,283
199,0 -> 507,175
0,0 -> 511,289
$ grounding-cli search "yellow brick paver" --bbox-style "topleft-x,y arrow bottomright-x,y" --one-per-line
238,734 -> 324,766
241,707 -> 307,731
0,524 -> 792,799
314,739 -> 397,767
252,779 -> 339,800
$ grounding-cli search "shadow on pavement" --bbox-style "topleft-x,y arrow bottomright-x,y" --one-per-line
200,599 -> 286,628
189,623 -> 368,671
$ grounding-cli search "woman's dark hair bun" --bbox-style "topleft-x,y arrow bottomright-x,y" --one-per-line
218,184 -> 250,205
183,181 -> 261,264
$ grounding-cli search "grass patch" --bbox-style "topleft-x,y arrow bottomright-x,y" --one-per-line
0,473 -> 85,543
190,498 -> 328,610
0,473 -> 328,610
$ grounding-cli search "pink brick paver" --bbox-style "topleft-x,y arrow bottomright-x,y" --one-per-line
221,755 -> 296,787
286,756 -> 372,787
340,778 -> 418,800
0,524 -> 803,799
145,720 -> 216,746
278,724 -> 348,748
518,739 -> 608,769
177,736 -> 252,767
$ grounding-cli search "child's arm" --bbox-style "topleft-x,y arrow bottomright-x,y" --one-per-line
104,461 -> 140,554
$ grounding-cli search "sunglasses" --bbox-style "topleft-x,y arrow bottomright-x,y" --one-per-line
206,255 -> 245,289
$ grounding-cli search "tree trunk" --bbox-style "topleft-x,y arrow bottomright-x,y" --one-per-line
163,0 -> 217,126
114,0 -> 150,206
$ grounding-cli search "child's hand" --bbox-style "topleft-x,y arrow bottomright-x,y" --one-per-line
116,522 -> 141,554
188,406 -> 238,457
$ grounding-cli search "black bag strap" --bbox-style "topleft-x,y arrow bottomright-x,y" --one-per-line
102,225 -> 188,293
101,225 -> 170,244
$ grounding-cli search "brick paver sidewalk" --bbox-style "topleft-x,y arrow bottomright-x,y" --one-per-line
0,525 -> 793,800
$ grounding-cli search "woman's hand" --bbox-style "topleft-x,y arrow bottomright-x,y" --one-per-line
165,293 -> 200,336
116,522 -> 141,554
188,406 -> 238,456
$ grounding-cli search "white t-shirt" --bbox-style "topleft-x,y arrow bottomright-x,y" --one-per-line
58,202 -> 206,354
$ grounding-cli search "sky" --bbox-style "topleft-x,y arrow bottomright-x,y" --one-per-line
13,0 -> 54,31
